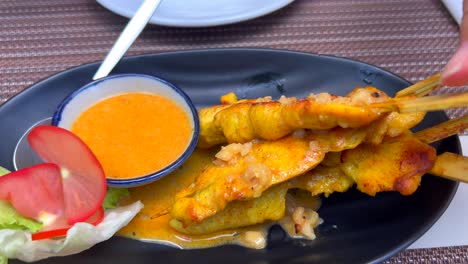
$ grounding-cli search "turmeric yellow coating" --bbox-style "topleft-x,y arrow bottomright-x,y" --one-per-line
170,182 -> 290,235
298,167 -> 354,197
169,132 -> 441,235
197,87 -> 425,148
171,127 -> 368,226
340,134 -> 437,196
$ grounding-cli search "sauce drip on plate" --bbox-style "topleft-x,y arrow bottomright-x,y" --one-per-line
71,92 -> 192,179
117,149 -> 321,249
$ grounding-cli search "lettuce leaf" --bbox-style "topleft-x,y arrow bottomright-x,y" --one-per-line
0,202 -> 42,233
0,167 -> 142,263
103,188 -> 130,210
0,167 -> 42,233
0,166 -> 9,176
0,201 -> 143,262
0,170 -> 6,264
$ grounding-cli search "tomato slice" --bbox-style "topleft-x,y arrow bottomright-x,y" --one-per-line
32,206 -> 105,241
28,125 -> 107,225
31,228 -> 68,241
0,163 -> 65,224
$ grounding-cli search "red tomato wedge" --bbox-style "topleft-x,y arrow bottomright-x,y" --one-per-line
0,163 -> 65,223
31,206 -> 105,241
28,125 -> 107,225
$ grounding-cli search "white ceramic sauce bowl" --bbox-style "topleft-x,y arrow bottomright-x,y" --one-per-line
52,73 -> 200,188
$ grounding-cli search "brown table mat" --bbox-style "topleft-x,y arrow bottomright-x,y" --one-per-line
0,0 -> 467,263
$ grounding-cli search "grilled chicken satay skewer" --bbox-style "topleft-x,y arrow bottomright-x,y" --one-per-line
172,150 -> 467,236
172,113 -> 468,226
297,138 -> 468,197
172,73 -> 464,233
171,116 -> 467,235
171,127 -> 368,226
199,87 -> 423,148
299,115 -> 468,197
198,73 -> 467,148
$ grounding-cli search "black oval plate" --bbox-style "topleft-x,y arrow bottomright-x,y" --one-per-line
2,49 -> 459,264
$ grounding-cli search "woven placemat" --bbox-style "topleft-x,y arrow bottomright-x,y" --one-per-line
0,0 -> 465,118
0,0 -> 466,263
385,246 -> 468,264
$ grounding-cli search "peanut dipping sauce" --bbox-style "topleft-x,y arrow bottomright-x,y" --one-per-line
117,149 -> 321,249
71,92 -> 192,179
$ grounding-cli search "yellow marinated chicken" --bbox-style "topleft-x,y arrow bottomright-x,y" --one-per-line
172,134 -> 438,235
198,87 -> 425,148
170,182 -> 290,235
285,152 -> 353,197
170,154 -> 351,235
169,108 -> 455,236
171,127 -> 368,226
340,134 -> 437,196
363,111 -> 425,145
292,164 -> 354,197
296,117 -> 467,198
169,133 -> 446,236
198,105 -> 231,148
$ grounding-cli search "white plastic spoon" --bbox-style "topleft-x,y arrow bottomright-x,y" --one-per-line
93,0 -> 162,80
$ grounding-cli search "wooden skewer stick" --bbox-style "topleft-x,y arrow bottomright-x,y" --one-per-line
430,152 -> 468,183
373,72 -> 467,114
370,92 -> 468,114
396,72 -> 442,98
410,115 -> 468,183
414,115 -> 468,144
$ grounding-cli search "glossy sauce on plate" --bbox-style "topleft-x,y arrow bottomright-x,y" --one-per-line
71,92 -> 192,179
117,148 -> 321,249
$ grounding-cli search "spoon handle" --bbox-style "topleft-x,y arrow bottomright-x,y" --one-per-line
93,0 -> 162,80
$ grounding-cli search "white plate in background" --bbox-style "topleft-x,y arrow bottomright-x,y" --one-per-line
96,0 -> 296,27
441,0 -> 462,25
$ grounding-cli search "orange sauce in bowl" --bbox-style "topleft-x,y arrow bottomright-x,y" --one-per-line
71,92 -> 192,179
